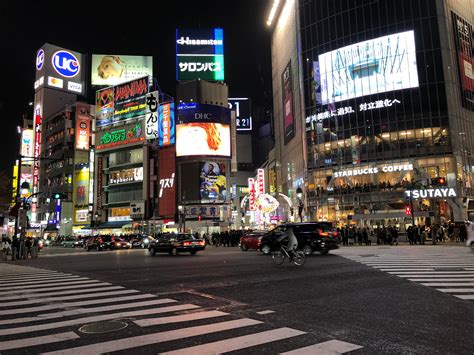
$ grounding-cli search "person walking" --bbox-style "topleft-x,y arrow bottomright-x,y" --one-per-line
391,227 -> 399,246
363,228 -> 369,246
31,237 -> 39,258
341,227 -> 348,246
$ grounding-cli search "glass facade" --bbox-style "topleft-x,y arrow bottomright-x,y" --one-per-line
298,0 -> 470,226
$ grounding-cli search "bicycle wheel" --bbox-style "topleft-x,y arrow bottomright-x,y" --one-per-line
272,250 -> 286,265
292,250 -> 306,266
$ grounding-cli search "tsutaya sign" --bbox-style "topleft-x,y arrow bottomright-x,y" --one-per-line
334,164 -> 413,178
405,188 -> 457,199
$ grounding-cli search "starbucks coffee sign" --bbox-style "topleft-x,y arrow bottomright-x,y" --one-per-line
405,188 -> 457,199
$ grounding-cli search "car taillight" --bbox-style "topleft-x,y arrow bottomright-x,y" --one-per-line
198,240 -> 205,246
318,229 -> 330,236
183,241 -> 191,246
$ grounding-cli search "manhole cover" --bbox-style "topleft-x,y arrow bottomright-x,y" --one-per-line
79,321 -> 128,334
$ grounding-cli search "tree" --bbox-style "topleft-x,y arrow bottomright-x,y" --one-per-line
0,170 -> 13,213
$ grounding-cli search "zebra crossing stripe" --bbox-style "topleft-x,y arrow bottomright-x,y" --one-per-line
0,271 -> 61,279
0,331 -> 79,351
0,274 -> 75,283
407,278 -> 474,282
421,282 -> 474,287
134,310 -> 229,327
437,288 -> 474,293
454,295 -> 474,300
380,269 -> 435,271
0,276 -> 87,288
281,339 -> 364,354
389,272 -> 474,275
0,293 -> 160,316
0,281 -> 109,296
0,304 -> 200,336
0,279 -> 100,291
0,289 -> 139,307
0,285 -> 124,301
40,318 -> 263,355
161,327 -> 306,355
400,275 -> 474,278
0,299 -> 177,326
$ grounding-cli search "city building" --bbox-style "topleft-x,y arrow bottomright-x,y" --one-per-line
268,0 -> 474,228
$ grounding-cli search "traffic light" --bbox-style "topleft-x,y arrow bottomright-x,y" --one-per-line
431,177 -> 447,186
52,193 -> 66,200
405,205 -> 412,216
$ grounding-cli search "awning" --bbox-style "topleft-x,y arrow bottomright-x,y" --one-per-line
97,221 -> 131,229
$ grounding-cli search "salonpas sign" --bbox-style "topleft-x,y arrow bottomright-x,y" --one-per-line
405,188 -> 457,199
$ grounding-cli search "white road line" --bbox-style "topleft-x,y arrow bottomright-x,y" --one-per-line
0,279 -> 100,291
0,299 -> 177,326
0,293 -> 159,315
408,278 -> 474,282
0,271 -> 61,278
135,310 -> 229,327
380,269 -> 435,271
454,295 -> 474,300
0,285 -> 124,301
281,339 -> 364,355
0,304 -> 200,336
0,331 -> 79,351
0,289 -> 139,307
256,310 -> 275,315
421,282 -> 474,287
389,272 -> 474,275
0,281 -> 108,295
437,288 -> 474,293
41,318 -> 263,355
0,274 -> 73,283
366,264 -> 474,267
399,275 -> 474,278
0,276 -> 86,287
161,327 -> 306,355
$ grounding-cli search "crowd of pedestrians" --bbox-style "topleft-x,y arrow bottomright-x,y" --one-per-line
200,230 -> 246,247
1,235 -> 39,261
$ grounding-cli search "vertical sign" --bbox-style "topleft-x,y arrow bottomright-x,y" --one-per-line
231,111 -> 238,173
282,60 -> 295,145
159,102 -> 175,147
248,178 -> 255,211
75,103 -> 91,150
145,91 -> 159,140
96,157 -> 103,211
257,169 -> 265,196
33,110 -> 42,191
21,129 -> 34,161
452,12 -> 474,111
158,146 -> 176,218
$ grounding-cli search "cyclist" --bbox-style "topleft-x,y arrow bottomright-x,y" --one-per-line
275,227 -> 298,257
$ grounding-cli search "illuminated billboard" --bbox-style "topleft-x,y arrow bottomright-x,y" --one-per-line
228,98 -> 252,131
176,28 -> 224,81
21,129 -> 34,162
176,103 -> 231,157
75,103 -> 91,150
157,146 -> 176,218
73,167 -> 90,224
200,162 -> 227,203
319,30 -> 419,104
159,102 -> 175,147
91,55 -> 153,86
96,121 -> 144,151
282,61 -> 295,144
95,77 -> 149,127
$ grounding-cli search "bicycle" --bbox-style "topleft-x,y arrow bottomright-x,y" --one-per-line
272,243 -> 306,266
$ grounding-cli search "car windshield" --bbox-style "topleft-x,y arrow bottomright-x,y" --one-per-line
177,234 -> 195,241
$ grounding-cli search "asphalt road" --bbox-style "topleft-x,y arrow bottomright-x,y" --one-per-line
1,245 -> 474,354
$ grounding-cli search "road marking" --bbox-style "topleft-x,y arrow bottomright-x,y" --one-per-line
0,279 -> 100,291
454,295 -> 474,300
41,318 -> 262,355
0,285 -> 124,301
135,310 -> 229,327
379,268 -> 435,271
408,278 -> 474,282
0,276 -> 87,287
0,304 -> 200,336
0,331 -> 79,351
390,272 -> 474,275
281,339 -> 364,354
161,327 -> 306,355
0,271 -> 61,279
0,281 -> 109,296
0,299 -> 177,325
0,289 -> 139,307
0,293 -> 159,316
437,288 -> 474,293
421,282 -> 474,287
256,310 -> 275,315
0,274 -> 74,283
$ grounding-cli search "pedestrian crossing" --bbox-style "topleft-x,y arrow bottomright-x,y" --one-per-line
0,266 -> 364,354
339,247 -> 474,301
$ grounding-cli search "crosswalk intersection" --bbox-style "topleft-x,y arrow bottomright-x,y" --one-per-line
338,246 -> 474,301
0,266 -> 363,354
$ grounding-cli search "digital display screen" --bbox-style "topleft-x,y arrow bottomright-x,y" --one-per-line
200,161 -> 227,203
319,30 -> 419,104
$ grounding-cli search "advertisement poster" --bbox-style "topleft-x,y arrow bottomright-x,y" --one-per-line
176,28 -> 224,81
145,91 -> 159,140
73,168 -> 89,224
20,129 -> 34,162
91,55 -> 153,86
282,60 -> 295,145
113,77 -> 148,122
159,102 -> 175,147
95,87 -> 114,127
96,122 -> 144,151
176,103 -> 231,157
452,12 -> 474,111
75,103 -> 91,150
228,98 -> 252,131
319,30 -> 419,104
157,146 -> 176,218
200,162 -> 227,203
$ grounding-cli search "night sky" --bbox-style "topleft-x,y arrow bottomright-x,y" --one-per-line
0,1 -> 272,176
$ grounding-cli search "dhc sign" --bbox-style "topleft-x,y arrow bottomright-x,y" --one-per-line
405,188 -> 457,199
52,50 -> 80,78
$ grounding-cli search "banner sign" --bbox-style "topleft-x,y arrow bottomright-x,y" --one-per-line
96,122 -> 144,151
157,146 -> 176,218
75,103 -> 91,150
96,157 -> 103,210
21,129 -> 34,162
282,60 -> 295,145
257,169 -> 265,196
159,102 -> 175,147
185,205 -> 220,219
145,91 -> 159,140
200,162 -> 227,203
248,178 -> 256,211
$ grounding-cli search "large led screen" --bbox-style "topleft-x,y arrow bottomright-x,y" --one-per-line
319,30 -> 419,104
91,55 -> 153,86
200,162 -> 227,203
176,103 -> 231,157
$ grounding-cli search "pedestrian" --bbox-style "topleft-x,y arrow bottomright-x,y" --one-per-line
363,228 -> 369,246
1,236 -> 11,261
391,227 -> 398,246
32,237 -> 39,258
341,227 -> 348,246
11,236 -> 18,261
348,227 -> 355,246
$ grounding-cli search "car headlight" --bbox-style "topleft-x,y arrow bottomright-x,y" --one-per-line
143,239 -> 149,244
115,243 -> 121,247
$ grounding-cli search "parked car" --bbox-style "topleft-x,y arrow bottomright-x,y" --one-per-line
259,222 -> 340,255
239,231 -> 266,251
149,234 -> 205,256
62,237 -> 83,248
